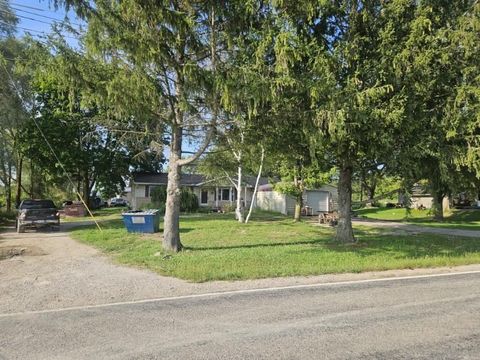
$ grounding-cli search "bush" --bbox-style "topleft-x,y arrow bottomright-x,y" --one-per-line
150,186 -> 167,207
140,202 -> 165,214
0,210 -> 16,225
150,186 -> 199,213
180,189 -> 199,212
221,203 -> 236,213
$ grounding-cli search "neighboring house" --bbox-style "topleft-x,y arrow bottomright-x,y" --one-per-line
130,172 -> 269,210
256,184 -> 338,216
398,184 -> 450,209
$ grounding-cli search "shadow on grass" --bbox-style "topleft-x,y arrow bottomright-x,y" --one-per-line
75,214 -> 480,261
335,228 -> 480,259
442,210 -> 480,223
186,226 -> 480,261
74,219 -> 193,234
184,238 -> 325,251
180,213 -> 288,224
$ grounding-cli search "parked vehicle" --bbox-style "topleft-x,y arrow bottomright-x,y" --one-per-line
16,199 -> 60,233
109,198 -> 128,207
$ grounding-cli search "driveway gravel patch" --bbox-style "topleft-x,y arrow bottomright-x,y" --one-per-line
1,223 -> 480,315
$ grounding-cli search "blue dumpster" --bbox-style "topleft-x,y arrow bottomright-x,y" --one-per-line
122,210 -> 160,233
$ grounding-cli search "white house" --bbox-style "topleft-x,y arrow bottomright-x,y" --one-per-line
256,184 -> 338,215
130,172 -> 269,210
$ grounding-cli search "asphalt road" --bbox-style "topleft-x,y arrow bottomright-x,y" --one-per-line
0,272 -> 479,360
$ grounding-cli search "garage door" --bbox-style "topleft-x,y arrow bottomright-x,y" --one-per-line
306,191 -> 330,212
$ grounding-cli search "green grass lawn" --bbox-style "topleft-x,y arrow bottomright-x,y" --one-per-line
70,212 -> 480,282
356,207 -> 480,230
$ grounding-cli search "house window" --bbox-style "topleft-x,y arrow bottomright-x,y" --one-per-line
201,190 -> 208,204
217,188 -> 235,201
144,185 -> 150,197
222,188 -> 230,201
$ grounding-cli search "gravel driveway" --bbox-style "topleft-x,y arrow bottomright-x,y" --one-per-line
1,223 -> 480,315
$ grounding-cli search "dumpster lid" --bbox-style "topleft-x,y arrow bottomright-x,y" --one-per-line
123,209 -> 159,216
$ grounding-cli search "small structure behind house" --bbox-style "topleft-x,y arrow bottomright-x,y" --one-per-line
398,183 -> 450,210
256,184 -> 338,216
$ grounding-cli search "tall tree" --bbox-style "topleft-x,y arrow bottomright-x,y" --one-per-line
248,1 -> 417,242
54,1 -> 253,251
392,0 -> 480,220
0,3 -> 29,211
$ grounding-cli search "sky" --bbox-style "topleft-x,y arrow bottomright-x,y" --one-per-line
8,0 -> 203,167
8,0 -> 82,46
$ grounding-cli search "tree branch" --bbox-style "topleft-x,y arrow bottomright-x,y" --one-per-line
178,125 -> 215,166
223,169 -> 238,189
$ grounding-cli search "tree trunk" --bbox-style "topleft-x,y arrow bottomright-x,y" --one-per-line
336,164 -> 355,243
294,195 -> 302,222
83,170 -> 90,208
432,191 -> 444,221
367,185 -> 376,202
163,124 -> 183,252
359,174 -> 363,203
235,162 -> 244,223
293,170 -> 302,222
6,162 -> 12,212
30,160 -> 34,198
245,146 -> 265,223
15,156 -> 23,208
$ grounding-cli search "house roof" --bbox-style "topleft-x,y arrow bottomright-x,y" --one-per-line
258,183 -> 337,192
132,172 -> 269,188
132,173 -> 204,186
411,183 -> 431,197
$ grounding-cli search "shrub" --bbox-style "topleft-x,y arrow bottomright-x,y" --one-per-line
150,186 -> 199,213
221,203 -> 236,213
0,210 -> 16,225
150,186 -> 167,207
140,202 -> 165,214
180,189 -> 199,212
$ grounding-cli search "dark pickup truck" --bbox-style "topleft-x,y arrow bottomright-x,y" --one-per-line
16,200 -> 60,233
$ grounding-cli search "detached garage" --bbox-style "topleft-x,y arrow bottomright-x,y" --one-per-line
256,184 -> 338,216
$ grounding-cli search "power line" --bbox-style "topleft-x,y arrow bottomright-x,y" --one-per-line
11,11 -> 83,33
11,6 -> 82,27
0,8 -> 56,26
6,1 -> 45,12
0,19 -> 81,40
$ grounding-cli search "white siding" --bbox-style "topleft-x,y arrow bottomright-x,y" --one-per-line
135,185 -> 146,198
411,196 -> 434,209
285,195 -> 296,215
256,191 -> 288,215
305,190 -> 330,212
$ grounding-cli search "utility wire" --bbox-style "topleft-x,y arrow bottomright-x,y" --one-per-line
0,60 -> 102,231
0,8 -> 56,27
11,6 -> 82,27
2,1 -> 45,12
0,19 -> 81,40
0,7 -> 83,30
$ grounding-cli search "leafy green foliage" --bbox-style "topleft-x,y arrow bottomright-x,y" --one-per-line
0,1 -> 17,37
19,88 -> 131,200
150,186 -> 199,213
150,186 -> 167,209
180,189 -> 199,213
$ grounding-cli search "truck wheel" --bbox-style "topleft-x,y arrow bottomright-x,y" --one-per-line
17,223 -> 25,233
